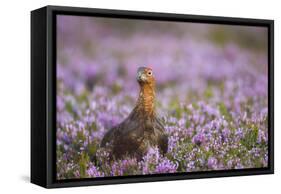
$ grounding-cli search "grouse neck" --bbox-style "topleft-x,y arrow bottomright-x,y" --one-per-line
136,83 -> 156,117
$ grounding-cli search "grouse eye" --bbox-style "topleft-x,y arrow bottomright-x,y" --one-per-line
147,71 -> 152,76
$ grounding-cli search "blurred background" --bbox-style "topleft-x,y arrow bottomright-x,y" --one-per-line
57,15 -> 268,123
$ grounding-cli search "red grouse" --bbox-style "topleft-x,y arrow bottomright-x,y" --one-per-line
101,67 -> 168,160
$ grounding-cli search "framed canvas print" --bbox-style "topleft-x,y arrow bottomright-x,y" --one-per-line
31,5 -> 274,188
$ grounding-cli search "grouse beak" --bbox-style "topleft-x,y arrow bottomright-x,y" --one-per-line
137,72 -> 146,82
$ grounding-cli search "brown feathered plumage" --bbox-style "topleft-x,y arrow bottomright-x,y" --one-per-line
100,67 -> 168,160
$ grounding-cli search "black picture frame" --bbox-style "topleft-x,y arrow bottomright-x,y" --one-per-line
31,5 -> 274,188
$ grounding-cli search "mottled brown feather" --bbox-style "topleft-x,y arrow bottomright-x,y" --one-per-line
100,67 -> 168,160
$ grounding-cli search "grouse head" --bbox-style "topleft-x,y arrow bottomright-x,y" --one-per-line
136,67 -> 155,86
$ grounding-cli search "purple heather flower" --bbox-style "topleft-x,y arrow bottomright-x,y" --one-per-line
141,147 -> 162,174
235,162 -> 244,169
97,112 -> 120,129
143,147 -> 160,164
227,159 -> 234,168
178,118 -> 186,127
207,157 -> 218,169
222,128 -> 231,141
235,128 -> 244,139
192,133 -> 205,145
257,129 -> 267,144
155,158 -> 177,173
87,165 -> 104,177
110,158 -> 139,176
74,170 -> 80,178
62,133 -> 71,144
186,161 -> 196,171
